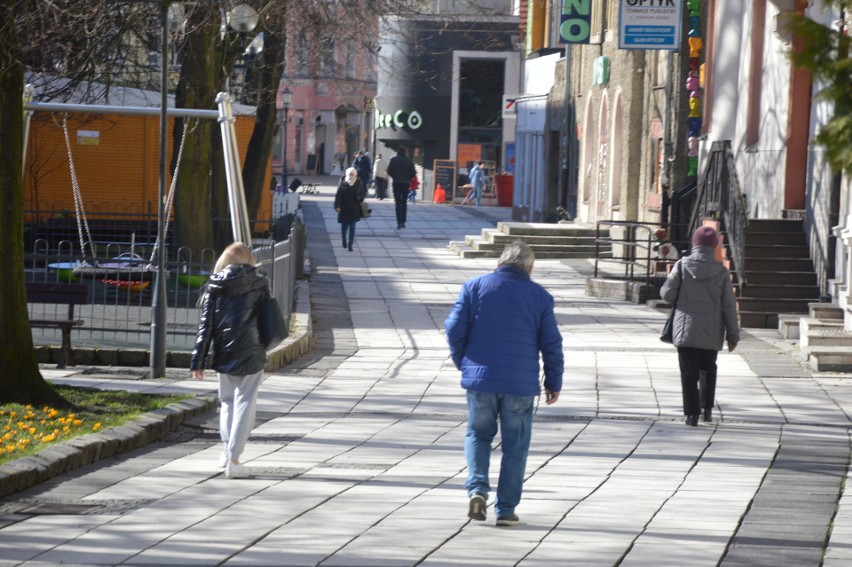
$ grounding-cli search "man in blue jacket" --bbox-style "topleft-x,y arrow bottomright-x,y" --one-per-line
445,241 -> 563,526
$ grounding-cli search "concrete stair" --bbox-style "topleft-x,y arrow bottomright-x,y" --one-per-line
788,304 -> 852,371
737,219 -> 821,329
449,222 -> 605,259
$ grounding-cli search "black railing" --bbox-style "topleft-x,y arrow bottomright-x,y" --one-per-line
594,221 -> 690,287
689,140 -> 748,287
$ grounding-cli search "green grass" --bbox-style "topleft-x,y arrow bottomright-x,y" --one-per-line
0,386 -> 191,465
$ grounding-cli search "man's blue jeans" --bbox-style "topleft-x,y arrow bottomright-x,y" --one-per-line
465,390 -> 534,518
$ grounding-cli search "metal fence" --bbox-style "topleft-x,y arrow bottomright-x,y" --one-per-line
26,215 -> 306,354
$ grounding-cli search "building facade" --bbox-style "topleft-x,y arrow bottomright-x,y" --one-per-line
273,20 -> 378,182
374,6 -> 522,201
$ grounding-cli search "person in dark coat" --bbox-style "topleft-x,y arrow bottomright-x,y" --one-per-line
352,150 -> 371,192
386,146 -> 416,229
660,226 -> 740,426
334,167 -> 365,251
445,241 -> 563,527
190,242 -> 269,479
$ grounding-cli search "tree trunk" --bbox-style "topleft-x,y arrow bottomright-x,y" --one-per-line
172,12 -> 220,258
0,2 -> 62,406
242,28 -> 285,223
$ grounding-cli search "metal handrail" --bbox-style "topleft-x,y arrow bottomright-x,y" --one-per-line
594,220 -> 690,288
689,141 -> 748,288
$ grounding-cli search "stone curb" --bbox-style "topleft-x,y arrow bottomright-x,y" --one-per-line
266,280 -> 313,372
0,396 -> 217,499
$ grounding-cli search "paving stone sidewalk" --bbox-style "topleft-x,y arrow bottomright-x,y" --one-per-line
1,188 -> 851,566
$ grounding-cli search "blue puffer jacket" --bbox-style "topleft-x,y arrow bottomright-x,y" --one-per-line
445,265 -> 564,396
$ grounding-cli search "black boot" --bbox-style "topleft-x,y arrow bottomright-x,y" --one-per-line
703,408 -> 712,422
685,415 -> 699,426
342,240 -> 347,249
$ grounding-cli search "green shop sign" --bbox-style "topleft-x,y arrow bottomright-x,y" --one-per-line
559,0 -> 591,44
375,108 -> 423,131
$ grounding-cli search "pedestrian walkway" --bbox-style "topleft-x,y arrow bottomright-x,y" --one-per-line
1,187 -> 852,566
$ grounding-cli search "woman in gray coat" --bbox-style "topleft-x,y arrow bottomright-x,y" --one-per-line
661,226 -> 740,426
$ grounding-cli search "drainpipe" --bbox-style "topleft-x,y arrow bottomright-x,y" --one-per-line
660,50 -> 673,225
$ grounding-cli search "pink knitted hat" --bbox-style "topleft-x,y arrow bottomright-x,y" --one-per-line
692,226 -> 719,248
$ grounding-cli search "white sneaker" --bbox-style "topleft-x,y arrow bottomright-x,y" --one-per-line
217,451 -> 228,468
225,462 -> 249,479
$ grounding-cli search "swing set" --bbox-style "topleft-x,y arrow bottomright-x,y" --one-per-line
24,92 -> 254,282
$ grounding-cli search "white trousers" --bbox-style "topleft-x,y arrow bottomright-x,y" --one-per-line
218,370 -> 264,463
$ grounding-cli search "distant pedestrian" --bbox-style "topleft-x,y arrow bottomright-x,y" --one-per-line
386,146 -> 416,229
372,153 -> 388,200
334,167 -> 365,252
408,174 -> 419,204
460,161 -> 485,206
352,150 -> 371,192
190,242 -> 270,479
445,241 -> 564,527
661,226 -> 740,426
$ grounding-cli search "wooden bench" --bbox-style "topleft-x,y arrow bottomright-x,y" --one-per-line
26,282 -> 89,368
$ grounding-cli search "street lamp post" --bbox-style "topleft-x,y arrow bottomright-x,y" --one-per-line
111,0 -> 184,379
151,0 -> 182,378
282,86 -> 291,191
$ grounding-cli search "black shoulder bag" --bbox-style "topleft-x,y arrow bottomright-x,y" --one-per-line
660,262 -> 681,343
258,293 -> 288,348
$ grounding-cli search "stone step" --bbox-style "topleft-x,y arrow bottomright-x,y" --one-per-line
801,328 -> 852,348
744,244 -> 811,258
744,271 -> 818,286
799,317 -> 844,334
746,231 -> 806,246
742,284 -> 820,299
497,221 -> 598,237
738,297 -> 812,314
808,303 -> 843,320
777,313 -> 802,339
466,238 -> 604,257
745,257 -> 814,272
481,229 -> 598,246
806,346 -> 852,372
740,311 -> 781,329
748,218 -> 803,233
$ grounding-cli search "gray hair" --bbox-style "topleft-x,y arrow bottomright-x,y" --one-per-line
498,241 -> 534,273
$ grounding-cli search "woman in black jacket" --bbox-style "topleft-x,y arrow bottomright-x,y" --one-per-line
335,167 -> 365,251
190,242 -> 269,478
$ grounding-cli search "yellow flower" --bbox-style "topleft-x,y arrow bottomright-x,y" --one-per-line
28,427 -> 35,435
73,419 -> 82,427
92,423 -> 102,431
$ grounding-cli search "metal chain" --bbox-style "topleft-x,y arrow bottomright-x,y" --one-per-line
61,115 -> 96,260
149,118 -> 192,263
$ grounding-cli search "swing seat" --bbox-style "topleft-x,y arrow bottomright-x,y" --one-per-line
72,253 -> 161,281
